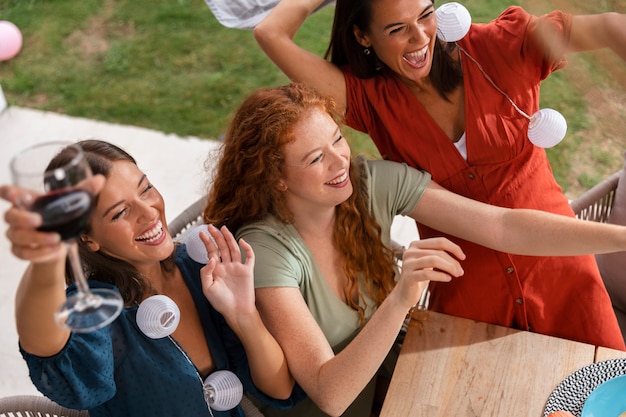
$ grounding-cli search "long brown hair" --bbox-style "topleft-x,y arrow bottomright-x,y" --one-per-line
47,139 -> 175,306
325,0 -> 463,99
203,83 -> 396,323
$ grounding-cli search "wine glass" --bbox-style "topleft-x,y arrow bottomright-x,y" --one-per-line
10,141 -> 124,332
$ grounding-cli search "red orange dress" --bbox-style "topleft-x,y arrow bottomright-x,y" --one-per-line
344,6 -> 625,349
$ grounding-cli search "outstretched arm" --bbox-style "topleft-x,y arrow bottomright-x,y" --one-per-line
410,181 -> 626,256
1,179 -> 103,357
200,225 -> 294,400
568,12 -> 626,60
253,0 -> 348,112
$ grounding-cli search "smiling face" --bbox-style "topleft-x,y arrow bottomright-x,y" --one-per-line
281,107 -> 353,216
354,0 -> 437,86
82,160 -> 174,270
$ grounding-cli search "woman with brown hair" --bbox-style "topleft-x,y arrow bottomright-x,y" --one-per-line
1,139 -> 302,417
203,83 -> 626,417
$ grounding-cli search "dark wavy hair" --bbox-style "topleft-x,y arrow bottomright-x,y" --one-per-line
325,0 -> 463,99
46,139 -> 175,306
203,83 -> 396,323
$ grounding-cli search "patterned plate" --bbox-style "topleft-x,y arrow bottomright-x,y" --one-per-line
544,358 -> 626,416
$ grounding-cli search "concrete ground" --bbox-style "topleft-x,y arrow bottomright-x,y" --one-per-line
0,105 -> 418,398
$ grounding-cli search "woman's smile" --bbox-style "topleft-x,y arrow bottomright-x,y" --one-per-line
326,171 -> 349,187
403,44 -> 429,69
135,220 -> 166,245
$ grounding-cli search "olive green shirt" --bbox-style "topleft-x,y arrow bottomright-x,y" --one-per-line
238,156 -> 431,417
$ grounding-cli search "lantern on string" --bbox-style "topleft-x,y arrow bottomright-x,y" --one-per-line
136,295 -> 181,339
0,21 -> 23,61
436,2 -> 471,42
436,2 -> 568,149
203,370 -> 244,411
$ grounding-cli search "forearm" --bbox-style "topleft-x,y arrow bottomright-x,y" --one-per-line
254,0 -> 320,68
231,312 -> 294,400
498,209 -> 626,256
415,182 -> 626,257
15,261 -> 71,356
569,13 -> 626,60
255,0 -> 323,39
306,290 -> 411,416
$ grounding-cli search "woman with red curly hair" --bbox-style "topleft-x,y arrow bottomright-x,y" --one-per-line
203,83 -> 626,417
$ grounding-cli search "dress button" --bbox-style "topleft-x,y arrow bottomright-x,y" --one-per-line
468,173 -> 475,179
515,298 -> 523,305
506,267 -> 515,274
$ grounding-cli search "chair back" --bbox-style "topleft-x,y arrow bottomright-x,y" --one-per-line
0,395 -> 88,417
571,152 -> 626,345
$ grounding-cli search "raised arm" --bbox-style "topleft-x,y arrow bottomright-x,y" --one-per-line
1,185 -> 73,357
253,0 -> 348,112
568,12 -> 626,60
200,225 -> 294,400
411,181 -> 626,256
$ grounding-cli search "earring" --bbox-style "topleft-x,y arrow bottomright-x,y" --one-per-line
363,47 -> 371,55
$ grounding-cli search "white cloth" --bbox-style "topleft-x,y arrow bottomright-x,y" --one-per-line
205,0 -> 335,29
454,131 -> 467,160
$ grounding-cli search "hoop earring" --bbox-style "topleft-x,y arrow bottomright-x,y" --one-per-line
363,47 -> 371,55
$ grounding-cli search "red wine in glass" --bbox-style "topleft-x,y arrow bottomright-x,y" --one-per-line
31,188 -> 93,241
10,141 -> 124,332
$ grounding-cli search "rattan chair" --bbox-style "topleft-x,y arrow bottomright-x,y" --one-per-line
0,394 -> 88,417
168,195 -> 207,241
570,171 -> 620,222
0,393 -> 264,417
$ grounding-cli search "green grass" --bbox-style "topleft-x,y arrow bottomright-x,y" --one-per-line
1,0 -> 624,194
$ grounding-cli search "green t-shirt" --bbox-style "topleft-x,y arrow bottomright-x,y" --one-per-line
237,156 -> 430,416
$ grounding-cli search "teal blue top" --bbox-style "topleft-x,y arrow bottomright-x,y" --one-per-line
21,244 -> 304,417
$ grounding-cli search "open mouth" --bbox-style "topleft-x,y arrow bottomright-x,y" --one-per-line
136,220 -> 164,243
403,45 -> 429,68
326,171 -> 348,185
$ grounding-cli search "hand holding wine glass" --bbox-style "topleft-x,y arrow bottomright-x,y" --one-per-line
10,141 -> 123,333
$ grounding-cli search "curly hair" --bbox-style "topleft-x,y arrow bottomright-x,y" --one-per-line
46,139 -> 175,306
203,83 -> 396,323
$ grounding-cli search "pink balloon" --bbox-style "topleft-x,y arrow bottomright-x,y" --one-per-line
0,21 -> 23,61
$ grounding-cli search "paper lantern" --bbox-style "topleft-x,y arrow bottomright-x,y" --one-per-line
203,370 -> 243,411
0,21 -> 23,61
527,108 -> 568,148
436,2 -> 471,42
136,295 -> 180,339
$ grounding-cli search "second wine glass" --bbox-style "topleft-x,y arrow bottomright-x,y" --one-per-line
10,141 -> 124,332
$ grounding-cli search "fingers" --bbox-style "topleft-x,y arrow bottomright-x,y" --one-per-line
406,237 -> 466,261
0,184 -> 38,208
203,224 -> 245,264
403,238 -> 465,275
78,175 -> 106,196
400,237 -> 466,283
238,238 -> 255,267
5,204 -> 42,229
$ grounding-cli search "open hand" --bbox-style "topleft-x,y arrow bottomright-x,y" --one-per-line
199,224 -> 256,320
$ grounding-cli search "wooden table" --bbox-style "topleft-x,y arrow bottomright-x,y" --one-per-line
380,310 -> 626,417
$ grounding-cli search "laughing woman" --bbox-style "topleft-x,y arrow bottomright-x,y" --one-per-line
0,140 -> 303,417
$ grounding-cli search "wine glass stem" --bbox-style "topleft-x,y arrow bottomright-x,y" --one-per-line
65,240 -> 93,301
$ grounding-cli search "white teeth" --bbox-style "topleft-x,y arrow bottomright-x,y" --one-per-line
136,220 -> 164,242
405,45 -> 428,59
327,172 -> 348,185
